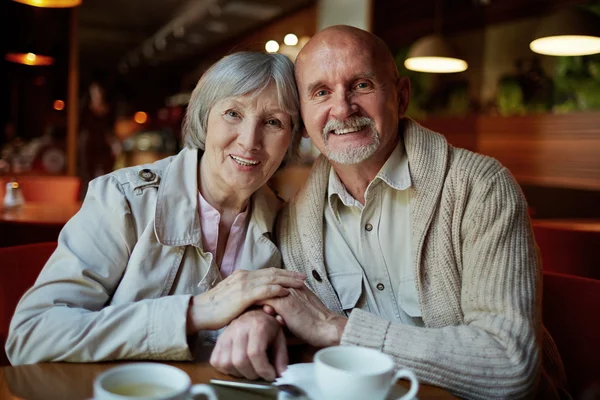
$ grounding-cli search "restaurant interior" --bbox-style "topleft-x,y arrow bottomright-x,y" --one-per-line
1,0 -> 599,399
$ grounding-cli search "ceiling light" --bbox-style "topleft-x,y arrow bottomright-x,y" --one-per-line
265,40 -> 279,53
284,34 -> 298,46
404,35 -> 467,73
12,0 -> 81,7
5,52 -> 55,66
530,9 -> 600,56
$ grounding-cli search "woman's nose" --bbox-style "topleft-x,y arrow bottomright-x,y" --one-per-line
238,121 -> 262,151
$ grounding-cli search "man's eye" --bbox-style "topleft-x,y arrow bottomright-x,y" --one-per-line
356,82 -> 370,89
315,90 -> 328,97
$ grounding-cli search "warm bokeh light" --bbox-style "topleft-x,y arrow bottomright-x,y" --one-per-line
5,52 -> 55,66
12,0 -> 81,7
404,57 -> 468,73
134,111 -> 148,124
11,182 -> 19,189
53,100 -> 65,111
265,40 -> 279,53
284,34 -> 298,46
530,35 -> 600,56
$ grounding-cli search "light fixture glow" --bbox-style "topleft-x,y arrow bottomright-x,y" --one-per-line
404,57 -> 468,73
265,40 -> 279,53
530,9 -> 600,57
284,34 -> 298,46
530,35 -> 600,56
134,112 -> 148,124
404,35 -> 468,73
5,52 -> 54,66
53,100 -> 65,110
12,0 -> 81,7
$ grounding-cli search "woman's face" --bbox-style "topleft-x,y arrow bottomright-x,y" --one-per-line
202,84 -> 293,197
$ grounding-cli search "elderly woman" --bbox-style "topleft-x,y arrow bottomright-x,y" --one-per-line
6,52 -> 304,369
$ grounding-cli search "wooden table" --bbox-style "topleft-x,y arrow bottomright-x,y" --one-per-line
531,218 -> 600,233
0,202 -> 81,247
0,348 -> 458,399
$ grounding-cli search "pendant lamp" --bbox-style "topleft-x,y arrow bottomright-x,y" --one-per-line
12,0 -> 81,8
530,9 -> 600,56
404,35 -> 468,73
404,0 -> 468,73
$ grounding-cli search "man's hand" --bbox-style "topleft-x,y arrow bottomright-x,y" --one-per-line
187,268 -> 305,334
210,310 -> 287,381
259,286 -> 348,348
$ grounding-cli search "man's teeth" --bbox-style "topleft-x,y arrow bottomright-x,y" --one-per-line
231,155 -> 259,166
333,126 -> 364,135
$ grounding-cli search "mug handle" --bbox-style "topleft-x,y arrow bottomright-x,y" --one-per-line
392,369 -> 419,400
189,384 -> 218,400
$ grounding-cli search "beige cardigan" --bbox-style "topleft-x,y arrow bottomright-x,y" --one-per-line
277,120 -> 566,399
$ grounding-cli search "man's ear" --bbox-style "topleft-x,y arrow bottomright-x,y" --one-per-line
397,76 -> 411,117
301,125 -> 309,138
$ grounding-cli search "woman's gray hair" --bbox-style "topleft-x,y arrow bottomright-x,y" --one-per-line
183,52 -> 301,160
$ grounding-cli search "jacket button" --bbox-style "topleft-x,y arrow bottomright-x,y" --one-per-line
312,270 -> 322,282
139,169 -> 156,181
365,223 -> 373,231
376,283 -> 385,291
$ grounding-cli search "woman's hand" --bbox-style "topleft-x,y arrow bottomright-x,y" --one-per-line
186,268 -> 305,334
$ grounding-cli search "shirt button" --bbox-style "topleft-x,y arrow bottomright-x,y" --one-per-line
365,223 -> 373,232
312,270 -> 322,282
139,169 -> 156,182
376,283 -> 385,291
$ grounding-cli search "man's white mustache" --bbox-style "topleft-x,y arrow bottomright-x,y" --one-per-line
322,116 -> 376,138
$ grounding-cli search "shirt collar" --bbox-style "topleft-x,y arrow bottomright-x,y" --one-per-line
327,139 -> 412,222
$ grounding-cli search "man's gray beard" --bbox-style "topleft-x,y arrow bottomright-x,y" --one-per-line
322,117 -> 380,165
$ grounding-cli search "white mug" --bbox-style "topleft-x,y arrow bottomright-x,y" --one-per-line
94,363 -> 217,400
314,346 -> 419,400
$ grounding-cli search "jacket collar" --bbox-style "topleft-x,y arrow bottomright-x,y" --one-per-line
154,147 -> 278,247
293,118 -> 450,279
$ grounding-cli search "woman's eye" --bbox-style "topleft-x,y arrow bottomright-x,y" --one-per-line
266,119 -> 282,128
226,110 -> 239,118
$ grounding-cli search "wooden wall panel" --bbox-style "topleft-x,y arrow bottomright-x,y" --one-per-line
477,113 -> 600,190
418,116 -> 478,152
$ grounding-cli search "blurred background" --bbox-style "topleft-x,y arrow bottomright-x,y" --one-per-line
1,0 -> 599,216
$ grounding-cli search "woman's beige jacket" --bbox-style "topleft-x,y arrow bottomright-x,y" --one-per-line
6,147 -> 282,365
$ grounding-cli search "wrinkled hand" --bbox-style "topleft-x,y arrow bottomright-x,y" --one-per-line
211,310 -> 287,381
187,268 -> 305,333
259,286 -> 347,348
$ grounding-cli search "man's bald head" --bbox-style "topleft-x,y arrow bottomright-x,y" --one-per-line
295,25 -> 399,83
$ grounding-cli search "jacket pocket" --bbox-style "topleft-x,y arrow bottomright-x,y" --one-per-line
328,272 -> 364,312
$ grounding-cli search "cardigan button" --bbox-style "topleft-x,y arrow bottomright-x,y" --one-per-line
139,169 -> 156,182
312,270 -> 322,282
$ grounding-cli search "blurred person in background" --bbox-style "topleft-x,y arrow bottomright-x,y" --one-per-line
78,80 -> 118,197
6,52 -> 304,378
211,26 -> 568,399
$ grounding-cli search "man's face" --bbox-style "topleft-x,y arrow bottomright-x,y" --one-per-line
296,34 -> 407,167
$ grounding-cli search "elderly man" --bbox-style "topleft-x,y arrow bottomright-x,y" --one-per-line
211,25 -> 567,399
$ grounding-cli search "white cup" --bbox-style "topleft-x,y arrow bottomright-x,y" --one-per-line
314,346 -> 419,400
93,363 -> 217,400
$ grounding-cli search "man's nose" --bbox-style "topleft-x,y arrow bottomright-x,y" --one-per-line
238,120 -> 262,151
331,91 -> 357,120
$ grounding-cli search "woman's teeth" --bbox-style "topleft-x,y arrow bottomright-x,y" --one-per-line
230,155 -> 259,166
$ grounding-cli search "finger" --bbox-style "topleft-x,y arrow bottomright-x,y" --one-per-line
231,328 -> 259,380
253,268 -> 306,280
275,314 -> 286,326
247,326 -> 277,381
273,328 -> 289,377
249,285 -> 289,303
262,305 -> 276,315
248,274 -> 306,289
211,338 -> 241,378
